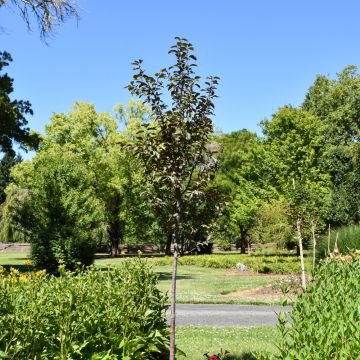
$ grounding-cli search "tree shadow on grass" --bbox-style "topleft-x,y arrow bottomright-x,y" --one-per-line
157,272 -> 193,281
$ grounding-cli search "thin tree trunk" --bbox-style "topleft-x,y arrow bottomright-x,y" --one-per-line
311,221 -> 316,270
327,224 -> 331,256
170,188 -> 182,360
169,245 -> 178,360
108,193 -> 122,257
239,226 -> 246,254
296,218 -> 306,289
248,238 -> 252,256
165,234 -> 172,255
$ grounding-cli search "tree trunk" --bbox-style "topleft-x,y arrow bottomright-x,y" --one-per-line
327,223 -> 331,256
248,237 -> 252,256
170,188 -> 182,360
169,245 -> 178,360
165,234 -> 172,255
296,218 -> 306,289
239,226 -> 246,254
311,221 -> 316,270
108,193 -> 122,257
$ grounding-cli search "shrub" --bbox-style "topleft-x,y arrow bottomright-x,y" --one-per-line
317,224 -> 360,259
216,239 -> 232,251
275,256 -> 360,359
250,200 -> 295,249
0,258 -> 169,359
151,254 -> 309,274
3,153 -> 105,273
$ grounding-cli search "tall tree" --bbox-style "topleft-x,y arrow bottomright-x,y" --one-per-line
261,106 -> 330,287
0,51 -> 39,156
41,101 -> 147,256
303,65 -> 360,225
216,130 -> 276,252
0,152 -> 21,204
127,37 -> 219,360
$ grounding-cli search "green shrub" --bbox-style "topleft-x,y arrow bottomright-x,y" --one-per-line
0,258 -> 169,359
317,224 -> 360,259
151,254 -> 309,274
276,256 -> 360,359
2,152 -> 106,273
216,239 -> 232,251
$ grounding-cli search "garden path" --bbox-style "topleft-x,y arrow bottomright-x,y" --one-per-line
172,304 -> 291,327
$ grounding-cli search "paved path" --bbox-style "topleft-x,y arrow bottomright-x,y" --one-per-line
172,304 -> 291,327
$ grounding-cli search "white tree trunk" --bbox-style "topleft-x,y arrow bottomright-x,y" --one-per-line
296,218 -> 306,289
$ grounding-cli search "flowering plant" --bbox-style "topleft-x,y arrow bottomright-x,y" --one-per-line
203,349 -> 230,359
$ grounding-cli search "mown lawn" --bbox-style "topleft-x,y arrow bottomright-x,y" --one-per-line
96,257 -> 285,304
154,265 -> 283,304
1,252 -> 291,304
0,252 -> 29,265
177,326 -> 279,360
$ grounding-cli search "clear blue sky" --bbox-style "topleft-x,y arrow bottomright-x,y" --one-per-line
2,0 -> 360,145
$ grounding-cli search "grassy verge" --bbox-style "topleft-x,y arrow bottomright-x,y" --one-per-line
177,326 -> 279,360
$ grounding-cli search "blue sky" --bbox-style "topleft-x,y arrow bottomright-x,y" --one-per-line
2,0 -> 360,146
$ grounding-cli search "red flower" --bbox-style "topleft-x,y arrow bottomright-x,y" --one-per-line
210,356 -> 218,360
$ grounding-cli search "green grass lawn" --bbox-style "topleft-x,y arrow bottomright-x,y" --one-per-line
154,265 -> 282,304
177,326 -> 279,360
96,257 -> 284,304
0,253 -> 286,304
0,252 -> 29,265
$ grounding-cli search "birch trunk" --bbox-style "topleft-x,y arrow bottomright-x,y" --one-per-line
296,218 -> 306,289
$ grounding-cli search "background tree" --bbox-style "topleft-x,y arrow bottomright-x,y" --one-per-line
229,180 -> 260,254
0,51 -> 39,156
303,65 -> 360,226
261,106 -> 330,287
215,129 -> 277,252
1,100 -> 152,269
127,37 -> 219,360
0,152 -> 21,204
40,101 -> 149,256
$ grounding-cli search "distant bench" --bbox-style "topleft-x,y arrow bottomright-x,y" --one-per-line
0,243 -> 31,253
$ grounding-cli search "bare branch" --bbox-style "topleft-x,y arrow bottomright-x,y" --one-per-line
8,0 -> 80,40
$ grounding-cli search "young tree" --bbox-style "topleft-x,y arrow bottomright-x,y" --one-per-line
261,107 -> 330,287
127,37 -> 219,360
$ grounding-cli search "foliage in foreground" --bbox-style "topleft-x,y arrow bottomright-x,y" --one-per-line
150,253 -> 309,274
0,258 -> 169,359
275,256 -> 360,359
